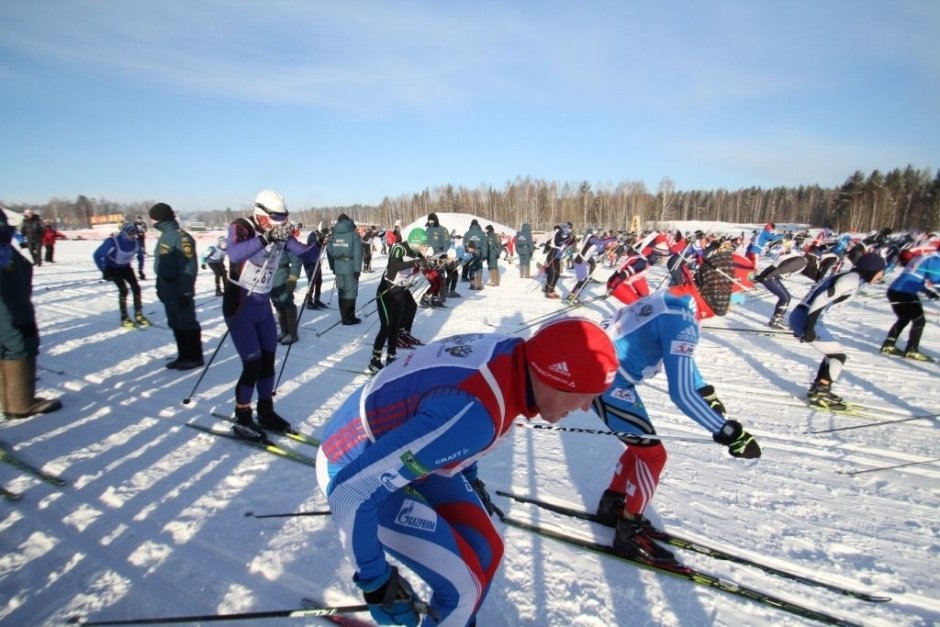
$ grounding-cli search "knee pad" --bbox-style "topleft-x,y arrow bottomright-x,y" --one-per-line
237,358 -> 263,390
260,350 -> 276,379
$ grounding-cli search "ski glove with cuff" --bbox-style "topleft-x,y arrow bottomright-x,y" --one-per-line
697,385 -> 727,417
470,478 -> 504,519
267,222 -> 293,242
355,565 -> 420,626
713,420 -> 761,459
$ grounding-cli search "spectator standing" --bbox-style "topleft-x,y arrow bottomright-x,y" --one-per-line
327,214 -> 363,326
0,208 -> 63,419
41,221 -> 59,263
514,223 -> 535,278
21,210 -> 44,266
149,202 -> 203,370
485,224 -> 502,286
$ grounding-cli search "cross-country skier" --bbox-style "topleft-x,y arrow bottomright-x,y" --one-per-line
788,252 -> 886,409
369,228 -> 427,373
201,237 -> 227,297
592,247 -> 762,564
880,243 -> 940,362
753,251 -> 808,328
223,190 -> 322,441
745,222 -> 785,266
93,223 -> 151,328
316,318 -> 618,627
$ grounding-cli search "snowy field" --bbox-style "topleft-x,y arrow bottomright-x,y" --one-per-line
1,216 -> 938,627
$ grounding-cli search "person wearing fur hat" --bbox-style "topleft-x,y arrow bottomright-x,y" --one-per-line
327,213 -> 363,325
591,247 -> 761,564
462,219 -> 487,288
149,202 -> 203,370
223,190 -> 323,441
0,208 -> 63,419
789,252 -> 886,409
316,318 -> 617,627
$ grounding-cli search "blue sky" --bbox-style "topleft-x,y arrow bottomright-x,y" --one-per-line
2,1 -> 938,213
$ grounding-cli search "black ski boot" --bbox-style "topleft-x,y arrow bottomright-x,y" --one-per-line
613,514 -> 675,563
256,398 -> 292,433
232,406 -> 266,442
595,489 -> 626,527
767,313 -> 785,329
368,351 -> 384,374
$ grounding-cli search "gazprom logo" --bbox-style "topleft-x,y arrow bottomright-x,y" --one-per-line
380,472 -> 398,492
395,501 -> 437,532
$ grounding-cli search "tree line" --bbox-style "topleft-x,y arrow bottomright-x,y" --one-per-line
4,165 -> 937,234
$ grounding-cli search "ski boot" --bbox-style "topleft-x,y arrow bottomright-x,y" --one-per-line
401,332 -> 424,346
595,489 -> 626,527
807,383 -> 847,411
121,316 -> 136,329
256,398 -> 292,433
904,350 -> 935,362
767,313 -> 785,329
880,340 -> 904,356
613,514 -> 675,563
134,312 -> 152,327
232,406 -> 266,442
368,352 -> 385,374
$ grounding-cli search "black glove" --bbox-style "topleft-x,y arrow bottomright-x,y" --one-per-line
697,385 -> 727,417
201,263 -> 207,270
713,420 -> 761,459
138,271 -> 146,280
355,566 -> 420,627
177,295 -> 193,308
101,268 -> 115,281
469,478 -> 504,519
925,289 -> 939,301
268,222 -> 293,242
802,326 -> 816,343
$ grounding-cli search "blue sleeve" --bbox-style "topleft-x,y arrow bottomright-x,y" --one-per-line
226,223 -> 264,264
285,236 -> 321,263
93,240 -> 113,271
657,316 -> 725,434
327,387 -> 497,581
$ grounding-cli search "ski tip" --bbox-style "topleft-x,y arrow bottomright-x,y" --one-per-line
244,511 -> 254,517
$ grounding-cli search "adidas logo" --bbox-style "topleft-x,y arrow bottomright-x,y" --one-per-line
548,361 -> 570,376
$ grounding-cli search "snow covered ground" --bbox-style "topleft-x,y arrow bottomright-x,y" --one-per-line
1,217 -> 938,627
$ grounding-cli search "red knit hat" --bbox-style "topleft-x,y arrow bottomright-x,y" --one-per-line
526,318 -> 618,394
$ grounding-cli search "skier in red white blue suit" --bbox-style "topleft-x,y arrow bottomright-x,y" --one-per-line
316,318 -> 618,627
593,248 -> 762,564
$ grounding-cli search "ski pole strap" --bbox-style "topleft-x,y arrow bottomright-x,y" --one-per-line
515,422 -> 714,443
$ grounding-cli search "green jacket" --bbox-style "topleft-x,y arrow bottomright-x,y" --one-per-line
327,217 -> 362,275
153,219 -> 198,301
0,247 -> 39,357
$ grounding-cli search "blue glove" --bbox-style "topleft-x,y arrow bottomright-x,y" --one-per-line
355,566 -> 419,626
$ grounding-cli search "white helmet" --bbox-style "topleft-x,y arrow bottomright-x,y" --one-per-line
254,189 -> 288,221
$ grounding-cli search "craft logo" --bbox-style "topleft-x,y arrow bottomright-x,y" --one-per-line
435,448 -> 470,466
395,501 -> 437,532
446,344 -> 473,358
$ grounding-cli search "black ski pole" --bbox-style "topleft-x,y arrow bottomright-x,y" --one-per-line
182,329 -> 229,405
67,603 -> 371,626
273,250 -> 326,393
245,509 -> 331,519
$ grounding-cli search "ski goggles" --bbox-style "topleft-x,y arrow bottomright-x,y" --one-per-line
254,202 -> 289,222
